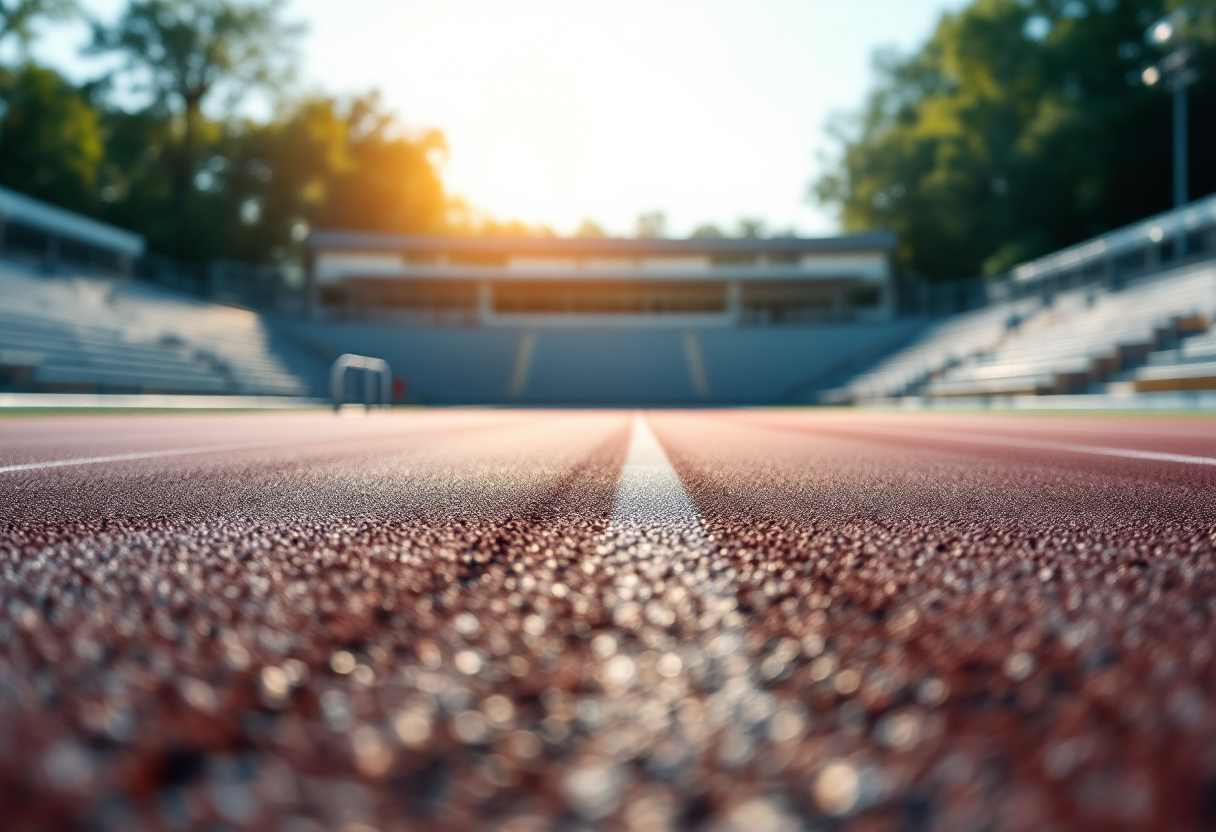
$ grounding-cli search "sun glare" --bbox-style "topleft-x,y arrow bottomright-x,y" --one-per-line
405,0 -> 744,234
38,0 -> 969,237
285,0 -> 962,236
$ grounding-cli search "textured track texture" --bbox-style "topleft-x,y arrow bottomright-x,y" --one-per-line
2,409 -> 1216,832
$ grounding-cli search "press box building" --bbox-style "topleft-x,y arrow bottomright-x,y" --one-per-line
306,231 -> 897,326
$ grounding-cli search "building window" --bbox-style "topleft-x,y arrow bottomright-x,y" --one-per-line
493,281 -> 728,314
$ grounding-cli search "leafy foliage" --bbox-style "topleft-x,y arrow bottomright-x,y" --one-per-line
0,63 -> 102,211
0,0 -> 456,267
815,0 -> 1216,281
89,0 -> 302,205
0,0 -> 76,48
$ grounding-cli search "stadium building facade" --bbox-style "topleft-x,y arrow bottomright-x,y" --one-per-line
291,230 -> 920,405
306,231 -> 897,327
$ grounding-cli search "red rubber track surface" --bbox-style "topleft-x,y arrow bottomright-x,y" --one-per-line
2,409 -> 1215,831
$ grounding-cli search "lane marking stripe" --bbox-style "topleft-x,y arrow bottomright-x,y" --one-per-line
613,413 -> 703,523
0,442 -> 271,474
0,414 -> 515,475
824,423 -> 1216,467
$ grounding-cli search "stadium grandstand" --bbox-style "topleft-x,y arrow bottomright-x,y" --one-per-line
0,187 -> 325,400
833,194 -> 1216,407
0,265 -> 326,397
5,186 -> 1216,407
288,230 -> 921,404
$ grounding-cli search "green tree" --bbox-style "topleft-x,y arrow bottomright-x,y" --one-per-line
0,0 -> 76,50
182,93 -> 453,265
636,211 -> 667,239
814,0 -> 1216,281
89,0 -> 302,211
736,218 -> 766,238
574,218 -> 607,237
0,63 -> 103,211
94,103 -> 201,257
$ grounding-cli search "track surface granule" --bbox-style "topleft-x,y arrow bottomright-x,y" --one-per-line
2,409 -> 1216,831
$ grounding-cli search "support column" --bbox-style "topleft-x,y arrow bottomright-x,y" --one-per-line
478,281 -> 493,326
304,250 -> 319,319
1174,87 -> 1189,258
726,281 -> 742,324
1174,87 -> 1188,209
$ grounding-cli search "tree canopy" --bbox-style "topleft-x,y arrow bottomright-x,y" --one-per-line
13,0 -> 1214,275
0,0 -> 75,49
0,0 -> 459,268
0,63 -> 101,211
815,0 -> 1216,281
89,0 -> 302,207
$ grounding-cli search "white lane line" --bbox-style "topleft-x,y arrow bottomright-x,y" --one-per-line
844,425 -> 1216,467
0,442 -> 274,474
608,413 -> 731,617
607,419 -> 759,722
613,413 -> 704,524
0,413 -> 524,475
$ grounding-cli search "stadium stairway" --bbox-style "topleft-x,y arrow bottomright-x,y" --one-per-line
0,264 -> 328,397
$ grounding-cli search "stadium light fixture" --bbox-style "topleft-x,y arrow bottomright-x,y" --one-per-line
1143,9 -> 1197,218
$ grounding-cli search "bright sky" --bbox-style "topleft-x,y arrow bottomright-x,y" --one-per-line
33,0 -> 970,237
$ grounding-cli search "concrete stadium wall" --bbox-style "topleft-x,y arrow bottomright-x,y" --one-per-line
272,319 -> 927,405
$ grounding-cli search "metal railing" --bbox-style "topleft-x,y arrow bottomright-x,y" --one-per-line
898,194 -> 1216,318
133,254 -> 303,313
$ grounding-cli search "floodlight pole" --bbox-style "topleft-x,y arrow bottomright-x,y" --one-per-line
1173,86 -> 1188,210
1144,10 -> 1198,252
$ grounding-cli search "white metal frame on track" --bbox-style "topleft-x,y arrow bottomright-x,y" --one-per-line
330,354 -> 393,412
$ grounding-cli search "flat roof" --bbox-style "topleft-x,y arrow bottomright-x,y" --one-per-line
309,230 -> 897,257
0,186 -> 144,257
333,266 -> 886,284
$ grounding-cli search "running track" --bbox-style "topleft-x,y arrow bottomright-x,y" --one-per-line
2,409 -> 1216,831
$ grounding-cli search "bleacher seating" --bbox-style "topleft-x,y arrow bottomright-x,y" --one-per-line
835,299 -> 1039,402
922,265 -> 1216,398
13,239 -> 1216,407
2,258 -> 926,405
1134,328 -> 1216,392
0,264 -> 326,397
833,263 -> 1216,403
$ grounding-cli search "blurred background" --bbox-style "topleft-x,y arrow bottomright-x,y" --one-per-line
3,0 -> 1216,408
